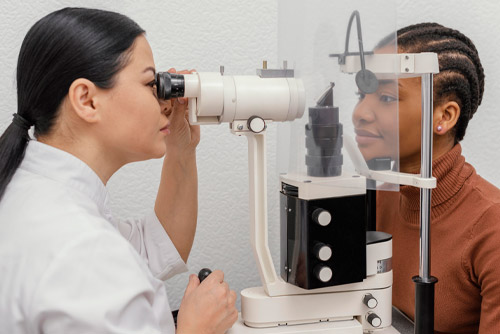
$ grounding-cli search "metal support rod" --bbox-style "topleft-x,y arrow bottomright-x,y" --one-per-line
414,73 -> 437,334
419,73 -> 433,280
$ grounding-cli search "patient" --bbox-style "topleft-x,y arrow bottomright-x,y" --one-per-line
352,23 -> 500,334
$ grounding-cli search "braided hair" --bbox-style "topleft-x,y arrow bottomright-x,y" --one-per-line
378,23 -> 485,143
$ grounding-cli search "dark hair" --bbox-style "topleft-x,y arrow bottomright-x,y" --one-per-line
377,23 -> 485,143
0,7 -> 145,200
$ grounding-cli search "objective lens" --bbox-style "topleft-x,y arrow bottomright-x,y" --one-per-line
156,72 -> 185,100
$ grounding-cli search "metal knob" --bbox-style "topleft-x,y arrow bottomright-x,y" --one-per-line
366,312 -> 382,328
363,293 -> 378,309
247,116 -> 266,133
314,265 -> 333,282
312,208 -> 332,227
314,243 -> 332,261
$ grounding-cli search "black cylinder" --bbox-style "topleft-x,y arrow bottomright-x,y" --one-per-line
413,276 -> 438,334
156,72 -> 185,100
305,105 -> 343,177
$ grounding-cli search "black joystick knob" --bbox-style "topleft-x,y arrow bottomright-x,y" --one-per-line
198,268 -> 212,283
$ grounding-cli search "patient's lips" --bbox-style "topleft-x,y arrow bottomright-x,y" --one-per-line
355,128 -> 382,145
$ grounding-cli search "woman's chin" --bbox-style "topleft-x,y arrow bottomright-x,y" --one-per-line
144,144 -> 167,160
358,147 -> 394,163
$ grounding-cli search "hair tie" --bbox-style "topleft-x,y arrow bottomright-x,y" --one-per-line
12,113 -> 32,131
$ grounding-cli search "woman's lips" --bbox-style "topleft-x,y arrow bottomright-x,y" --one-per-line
355,129 -> 382,145
160,124 -> 170,134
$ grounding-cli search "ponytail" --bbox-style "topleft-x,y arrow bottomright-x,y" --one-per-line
0,116 -> 31,200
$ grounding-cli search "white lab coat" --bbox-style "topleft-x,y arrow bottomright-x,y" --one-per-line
0,141 -> 187,334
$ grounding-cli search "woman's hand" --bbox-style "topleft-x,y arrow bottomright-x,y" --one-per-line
162,68 -> 200,158
176,270 -> 238,334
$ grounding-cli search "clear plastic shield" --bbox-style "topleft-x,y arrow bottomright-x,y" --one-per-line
278,0 -> 399,192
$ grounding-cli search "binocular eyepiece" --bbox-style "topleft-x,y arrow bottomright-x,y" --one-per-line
156,72 -> 186,100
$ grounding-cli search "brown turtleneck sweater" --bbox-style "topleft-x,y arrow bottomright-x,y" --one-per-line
377,144 -> 500,334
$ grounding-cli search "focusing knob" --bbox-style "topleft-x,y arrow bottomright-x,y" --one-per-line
247,116 -> 266,133
312,208 -> 332,227
314,265 -> 333,282
363,293 -> 378,309
314,243 -> 332,261
366,312 -> 382,328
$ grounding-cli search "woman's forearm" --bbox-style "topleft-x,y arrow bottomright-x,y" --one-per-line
154,151 -> 198,263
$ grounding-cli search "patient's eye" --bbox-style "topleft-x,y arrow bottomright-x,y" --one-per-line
355,91 -> 366,101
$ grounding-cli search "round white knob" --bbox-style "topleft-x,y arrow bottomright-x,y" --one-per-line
315,266 -> 333,282
315,243 -> 332,261
247,116 -> 266,133
363,293 -> 378,309
313,209 -> 332,227
367,313 -> 382,327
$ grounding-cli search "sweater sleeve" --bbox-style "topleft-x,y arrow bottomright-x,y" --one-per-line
466,204 -> 500,333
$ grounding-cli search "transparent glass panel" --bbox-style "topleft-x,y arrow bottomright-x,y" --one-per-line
277,0 -> 400,192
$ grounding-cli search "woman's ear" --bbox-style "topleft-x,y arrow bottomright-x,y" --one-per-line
434,100 -> 460,135
68,78 -> 100,123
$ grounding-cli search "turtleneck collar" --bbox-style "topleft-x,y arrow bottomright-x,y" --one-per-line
398,144 -> 474,224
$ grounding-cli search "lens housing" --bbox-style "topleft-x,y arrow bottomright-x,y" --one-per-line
305,84 -> 343,177
156,72 -> 185,100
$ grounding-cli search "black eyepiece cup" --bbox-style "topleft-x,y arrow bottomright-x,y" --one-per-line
156,72 -> 186,100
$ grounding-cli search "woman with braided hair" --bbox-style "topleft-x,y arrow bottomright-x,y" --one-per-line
353,23 -> 499,333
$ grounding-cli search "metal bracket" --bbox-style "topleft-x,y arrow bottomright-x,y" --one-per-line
256,68 -> 295,78
401,54 -> 415,74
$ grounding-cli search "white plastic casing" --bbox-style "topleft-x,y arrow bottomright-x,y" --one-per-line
183,72 -> 306,125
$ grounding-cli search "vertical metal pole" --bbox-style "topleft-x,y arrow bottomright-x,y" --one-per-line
413,73 -> 438,334
419,73 -> 433,280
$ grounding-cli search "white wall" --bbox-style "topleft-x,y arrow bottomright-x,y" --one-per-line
1,0 -> 499,312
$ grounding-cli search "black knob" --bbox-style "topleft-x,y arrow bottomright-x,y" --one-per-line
312,208 -> 332,227
366,312 -> 382,327
198,268 -> 212,283
313,265 -> 333,282
363,293 -> 378,309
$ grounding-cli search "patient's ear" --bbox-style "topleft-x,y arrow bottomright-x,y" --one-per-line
433,100 -> 460,135
68,78 -> 100,123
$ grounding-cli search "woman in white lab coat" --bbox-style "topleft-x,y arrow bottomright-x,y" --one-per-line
0,7 -> 237,334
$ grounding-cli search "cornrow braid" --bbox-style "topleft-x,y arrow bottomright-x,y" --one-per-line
396,23 -> 485,142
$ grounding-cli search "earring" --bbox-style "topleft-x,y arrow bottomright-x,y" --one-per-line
437,125 -> 443,132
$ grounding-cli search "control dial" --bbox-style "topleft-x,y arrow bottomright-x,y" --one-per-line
366,312 -> 382,328
314,265 -> 333,282
363,293 -> 378,309
312,208 -> 332,226
247,116 -> 266,133
314,243 -> 332,261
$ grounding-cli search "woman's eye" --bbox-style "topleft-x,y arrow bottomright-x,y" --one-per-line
379,94 -> 397,103
147,80 -> 158,97
355,91 -> 366,101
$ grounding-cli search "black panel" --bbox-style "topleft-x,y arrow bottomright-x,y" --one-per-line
280,186 -> 367,289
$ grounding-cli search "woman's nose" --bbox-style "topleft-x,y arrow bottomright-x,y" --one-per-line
352,97 -> 376,126
159,99 -> 171,115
